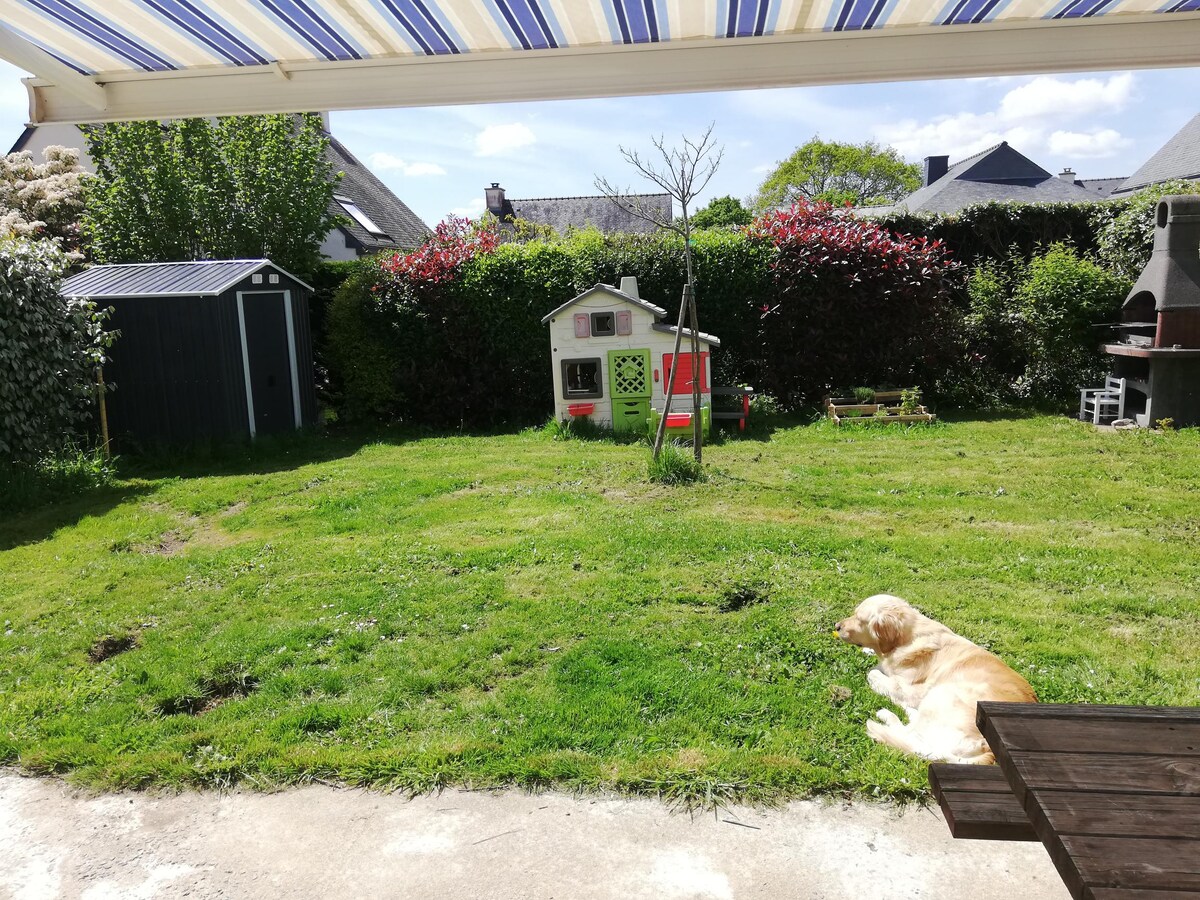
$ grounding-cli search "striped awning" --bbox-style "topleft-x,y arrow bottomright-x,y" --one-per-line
1,1 -> 1198,124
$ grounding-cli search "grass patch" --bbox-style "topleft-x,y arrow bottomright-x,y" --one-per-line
2,417 -> 1199,803
648,440 -> 706,485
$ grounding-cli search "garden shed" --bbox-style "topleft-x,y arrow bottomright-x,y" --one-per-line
61,259 -> 316,445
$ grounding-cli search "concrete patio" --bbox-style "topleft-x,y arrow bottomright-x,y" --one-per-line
0,770 -> 1066,899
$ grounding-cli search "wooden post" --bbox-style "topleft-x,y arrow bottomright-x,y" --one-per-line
652,283 -> 692,460
687,279 -> 703,463
96,366 -> 111,460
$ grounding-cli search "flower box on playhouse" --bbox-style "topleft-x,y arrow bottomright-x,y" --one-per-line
542,277 -> 718,436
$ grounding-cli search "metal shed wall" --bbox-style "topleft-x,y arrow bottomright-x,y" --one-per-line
100,270 -> 317,447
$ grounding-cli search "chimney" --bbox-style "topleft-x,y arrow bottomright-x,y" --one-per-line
922,155 -> 949,187
485,182 -> 506,216
1059,167 -> 1078,184
619,276 -> 640,299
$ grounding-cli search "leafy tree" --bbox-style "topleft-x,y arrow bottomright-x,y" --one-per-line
83,114 -> 340,279
690,195 -> 752,229
0,145 -> 92,258
753,138 -> 920,211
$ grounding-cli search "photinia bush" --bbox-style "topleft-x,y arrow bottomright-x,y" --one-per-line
746,201 -> 962,405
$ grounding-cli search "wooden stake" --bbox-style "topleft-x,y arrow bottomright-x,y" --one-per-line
652,283 -> 692,460
96,366 -> 111,460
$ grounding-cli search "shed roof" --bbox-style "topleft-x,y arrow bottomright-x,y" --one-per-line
541,283 -> 668,325
61,260 -> 312,299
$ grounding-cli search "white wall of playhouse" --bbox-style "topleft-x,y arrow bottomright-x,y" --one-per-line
543,277 -> 719,434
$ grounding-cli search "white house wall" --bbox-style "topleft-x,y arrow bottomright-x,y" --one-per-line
548,290 -> 714,427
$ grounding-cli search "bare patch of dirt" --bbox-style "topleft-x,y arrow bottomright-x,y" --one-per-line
717,585 -> 768,613
88,633 -> 139,663
221,500 -> 248,517
141,529 -> 189,556
157,672 -> 259,716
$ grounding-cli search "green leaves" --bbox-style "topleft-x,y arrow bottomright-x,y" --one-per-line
82,114 -> 339,280
0,238 -> 114,464
752,138 -> 920,212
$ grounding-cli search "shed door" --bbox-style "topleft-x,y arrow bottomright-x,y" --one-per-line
239,292 -> 296,436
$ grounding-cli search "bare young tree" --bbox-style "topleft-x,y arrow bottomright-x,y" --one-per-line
594,125 -> 723,461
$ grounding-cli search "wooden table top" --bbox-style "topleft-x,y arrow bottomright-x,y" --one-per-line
978,702 -> 1200,900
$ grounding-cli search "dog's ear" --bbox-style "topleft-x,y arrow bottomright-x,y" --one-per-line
868,610 -> 903,653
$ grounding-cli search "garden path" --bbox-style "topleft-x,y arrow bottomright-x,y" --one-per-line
0,770 -> 1066,899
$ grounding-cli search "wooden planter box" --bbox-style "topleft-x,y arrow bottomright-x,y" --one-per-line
825,392 -> 935,426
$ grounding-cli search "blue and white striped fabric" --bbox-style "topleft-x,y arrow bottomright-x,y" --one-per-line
1,0 -> 1195,76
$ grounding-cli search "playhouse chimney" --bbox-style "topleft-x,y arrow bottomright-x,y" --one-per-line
485,182 -> 506,216
619,276 -> 640,299
922,155 -> 949,187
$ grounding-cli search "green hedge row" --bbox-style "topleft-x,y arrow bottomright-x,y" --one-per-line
317,187 -> 1194,425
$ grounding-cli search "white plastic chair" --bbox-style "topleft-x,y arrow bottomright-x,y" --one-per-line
1079,376 -> 1126,424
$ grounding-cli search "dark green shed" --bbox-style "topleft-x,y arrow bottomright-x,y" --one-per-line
61,260 -> 317,445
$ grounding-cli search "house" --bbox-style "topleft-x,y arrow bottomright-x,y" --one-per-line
542,276 -> 717,435
484,183 -> 672,235
1111,112 -> 1200,197
867,142 -> 1098,215
7,115 -> 429,260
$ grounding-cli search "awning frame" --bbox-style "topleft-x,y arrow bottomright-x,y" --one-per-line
11,13 -> 1200,125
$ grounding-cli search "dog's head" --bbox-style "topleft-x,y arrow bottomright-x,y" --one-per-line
834,594 -> 917,654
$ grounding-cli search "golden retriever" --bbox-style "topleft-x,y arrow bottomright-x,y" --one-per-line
834,594 -> 1036,765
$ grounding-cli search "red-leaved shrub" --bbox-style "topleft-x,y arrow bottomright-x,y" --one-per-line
746,202 -> 963,406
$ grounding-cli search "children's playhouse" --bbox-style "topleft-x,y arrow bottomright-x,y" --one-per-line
542,277 -> 720,435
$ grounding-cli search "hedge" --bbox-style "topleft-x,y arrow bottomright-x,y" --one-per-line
322,188 -> 1190,426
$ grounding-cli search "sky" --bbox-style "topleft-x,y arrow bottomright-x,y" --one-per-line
2,58 -> 1199,229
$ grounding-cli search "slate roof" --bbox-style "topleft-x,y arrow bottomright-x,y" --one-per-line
505,193 -> 672,235
1115,113 -> 1200,195
541,283 -> 668,324
325,134 -> 430,252
61,260 -> 311,298
1075,177 -> 1127,199
886,142 -> 1096,214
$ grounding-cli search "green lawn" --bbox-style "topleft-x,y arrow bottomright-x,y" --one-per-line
2,416 -> 1198,804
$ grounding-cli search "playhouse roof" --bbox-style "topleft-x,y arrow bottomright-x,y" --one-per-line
652,323 -> 721,348
541,283 -> 668,325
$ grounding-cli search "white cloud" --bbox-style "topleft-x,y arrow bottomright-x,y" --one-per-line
874,73 -> 1136,164
999,73 -> 1134,123
1047,128 -> 1131,159
474,122 -> 536,157
448,197 -> 486,220
368,152 -> 446,176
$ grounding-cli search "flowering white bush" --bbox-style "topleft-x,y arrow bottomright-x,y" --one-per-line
0,145 -> 91,258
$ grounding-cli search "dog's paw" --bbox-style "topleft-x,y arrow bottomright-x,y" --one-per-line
875,708 -> 902,726
865,719 -> 888,743
867,668 -> 892,696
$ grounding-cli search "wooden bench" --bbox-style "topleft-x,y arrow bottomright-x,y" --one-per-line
928,763 -> 1037,842
711,385 -> 753,431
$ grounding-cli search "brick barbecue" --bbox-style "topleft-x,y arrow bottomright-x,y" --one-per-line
1104,194 -> 1200,427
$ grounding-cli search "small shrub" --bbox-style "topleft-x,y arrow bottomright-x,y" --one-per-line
648,441 -> 706,485
1015,245 -> 1129,404
899,388 -> 921,415
852,387 -> 876,404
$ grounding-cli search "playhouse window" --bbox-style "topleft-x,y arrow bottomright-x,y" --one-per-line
562,358 -> 603,398
591,311 -> 616,336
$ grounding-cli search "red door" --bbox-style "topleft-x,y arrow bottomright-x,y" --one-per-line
662,352 -> 709,395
